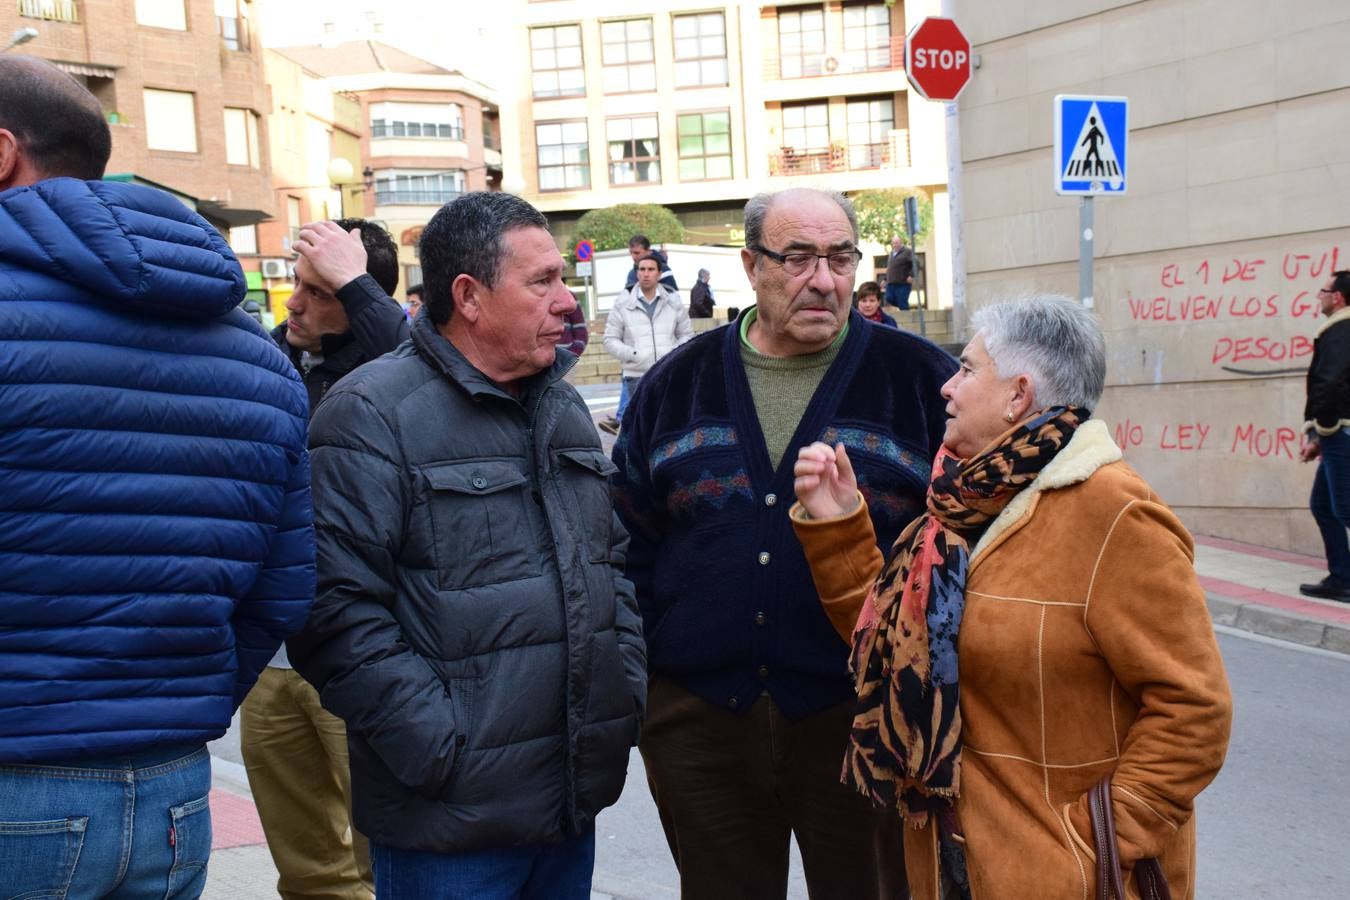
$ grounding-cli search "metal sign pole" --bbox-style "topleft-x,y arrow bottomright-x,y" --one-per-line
1079,196 -> 1094,308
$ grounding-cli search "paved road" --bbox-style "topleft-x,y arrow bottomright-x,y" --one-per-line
209,629 -> 1349,898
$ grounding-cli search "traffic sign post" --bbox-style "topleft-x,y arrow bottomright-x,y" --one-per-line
905,17 -> 972,102
1054,95 -> 1129,308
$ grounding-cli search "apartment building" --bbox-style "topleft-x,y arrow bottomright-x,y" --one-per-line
2,0 -> 273,232
500,0 -> 952,304
272,41 -> 501,298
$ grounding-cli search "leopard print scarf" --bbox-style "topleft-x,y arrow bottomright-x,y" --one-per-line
843,406 -> 1086,836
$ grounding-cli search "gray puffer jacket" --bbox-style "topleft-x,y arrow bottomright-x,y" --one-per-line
290,315 -> 646,852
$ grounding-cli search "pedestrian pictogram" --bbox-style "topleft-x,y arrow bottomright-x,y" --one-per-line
1054,95 -> 1129,196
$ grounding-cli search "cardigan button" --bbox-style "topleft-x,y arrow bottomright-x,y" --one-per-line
757,666 -> 769,679
728,696 -> 740,709
754,611 -> 767,625
758,552 -> 770,566
764,493 -> 777,507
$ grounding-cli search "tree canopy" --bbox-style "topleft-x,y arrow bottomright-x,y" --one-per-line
850,189 -> 934,246
573,203 -> 685,261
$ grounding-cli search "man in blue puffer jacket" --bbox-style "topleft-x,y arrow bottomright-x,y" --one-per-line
0,56 -> 315,898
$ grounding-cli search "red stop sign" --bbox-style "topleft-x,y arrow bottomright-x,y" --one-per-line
905,17 -> 972,102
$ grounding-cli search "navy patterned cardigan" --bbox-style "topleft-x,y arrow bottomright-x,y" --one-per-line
611,309 -> 957,719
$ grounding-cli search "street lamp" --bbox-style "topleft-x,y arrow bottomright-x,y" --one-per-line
3,27 -> 39,52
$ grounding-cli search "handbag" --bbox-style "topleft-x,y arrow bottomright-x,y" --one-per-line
1088,776 -> 1172,900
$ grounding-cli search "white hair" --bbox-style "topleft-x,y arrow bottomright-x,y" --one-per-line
970,295 -> 1106,409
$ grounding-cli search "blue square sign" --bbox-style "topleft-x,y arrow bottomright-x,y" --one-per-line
1054,95 -> 1129,196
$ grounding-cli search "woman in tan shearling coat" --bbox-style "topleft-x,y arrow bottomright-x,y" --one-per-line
792,297 -> 1232,900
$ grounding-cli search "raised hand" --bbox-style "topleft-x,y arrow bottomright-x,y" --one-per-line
793,441 -> 860,520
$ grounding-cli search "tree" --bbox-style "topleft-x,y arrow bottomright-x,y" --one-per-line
572,203 -> 684,262
850,188 -> 933,246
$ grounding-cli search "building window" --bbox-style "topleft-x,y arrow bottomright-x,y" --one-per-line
135,0 -> 186,30
369,102 -> 463,140
778,7 -> 826,79
536,121 -> 589,191
18,0 -> 80,24
782,102 -> 829,154
223,107 -> 261,167
531,25 -> 585,99
405,264 -> 423,289
286,196 -> 302,249
143,89 -> 197,153
842,3 -> 891,71
373,169 -> 465,206
601,19 -> 655,94
216,0 -> 252,51
673,12 -> 727,88
607,117 -> 660,185
228,224 -> 258,255
846,96 -> 894,168
677,111 -> 731,181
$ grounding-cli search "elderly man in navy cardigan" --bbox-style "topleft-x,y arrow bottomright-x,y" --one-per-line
612,188 -> 955,899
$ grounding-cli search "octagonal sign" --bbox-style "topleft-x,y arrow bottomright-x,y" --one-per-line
905,17 -> 972,102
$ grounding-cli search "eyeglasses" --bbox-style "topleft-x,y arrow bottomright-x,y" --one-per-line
748,244 -> 863,277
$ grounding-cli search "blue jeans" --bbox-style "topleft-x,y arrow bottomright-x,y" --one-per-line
1311,428 -> 1350,581
885,281 -> 912,310
0,744 -> 212,899
615,375 -> 641,424
372,829 -> 596,900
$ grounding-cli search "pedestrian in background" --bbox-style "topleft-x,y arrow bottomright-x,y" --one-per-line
689,268 -> 716,318
612,188 -> 955,899
242,217 -> 407,899
624,233 -> 678,292
855,280 -> 896,328
406,282 -> 424,320
599,254 -> 693,435
793,296 -> 1231,899
885,235 -> 915,311
0,56 -> 314,898
1299,270 -> 1350,601
290,192 -> 645,899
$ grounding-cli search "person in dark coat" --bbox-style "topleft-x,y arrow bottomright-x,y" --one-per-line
0,56 -> 313,897
689,268 -> 716,318
885,235 -> 915,310
244,217 -> 407,898
1300,269 -> 1350,601
290,192 -> 645,898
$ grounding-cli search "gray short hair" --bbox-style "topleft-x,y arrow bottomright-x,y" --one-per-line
970,296 -> 1106,409
743,189 -> 858,250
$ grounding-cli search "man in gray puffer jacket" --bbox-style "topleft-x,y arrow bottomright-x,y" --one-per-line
290,191 -> 645,898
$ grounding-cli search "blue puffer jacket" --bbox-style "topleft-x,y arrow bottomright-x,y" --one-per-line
0,178 -> 316,763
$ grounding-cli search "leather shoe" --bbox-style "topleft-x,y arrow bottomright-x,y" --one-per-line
1298,577 -> 1350,601
597,416 -> 620,436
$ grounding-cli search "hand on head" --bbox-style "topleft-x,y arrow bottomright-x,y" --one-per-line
793,442 -> 860,519
293,221 -> 368,292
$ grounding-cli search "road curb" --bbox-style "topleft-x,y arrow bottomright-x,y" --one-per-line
1207,592 -> 1350,655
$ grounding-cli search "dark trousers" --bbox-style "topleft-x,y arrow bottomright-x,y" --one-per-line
639,679 -> 907,900
884,282 -> 912,311
1311,428 -> 1350,581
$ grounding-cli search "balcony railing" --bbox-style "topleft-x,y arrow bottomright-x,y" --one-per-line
375,189 -> 462,206
371,123 -> 465,141
769,135 -> 909,176
763,39 -> 902,81
18,0 -> 79,23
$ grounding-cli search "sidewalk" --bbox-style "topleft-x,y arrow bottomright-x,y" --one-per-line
1194,534 -> 1350,654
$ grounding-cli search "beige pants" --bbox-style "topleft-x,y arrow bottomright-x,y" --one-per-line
240,666 -> 373,900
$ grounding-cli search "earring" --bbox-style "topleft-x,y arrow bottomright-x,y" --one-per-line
1004,413 -> 1015,422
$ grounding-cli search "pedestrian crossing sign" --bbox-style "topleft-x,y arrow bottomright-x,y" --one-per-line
1054,95 -> 1129,196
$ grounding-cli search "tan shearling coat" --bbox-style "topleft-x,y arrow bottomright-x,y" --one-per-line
792,420 -> 1233,900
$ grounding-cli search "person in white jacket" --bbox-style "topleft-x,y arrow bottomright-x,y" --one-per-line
600,254 -> 694,434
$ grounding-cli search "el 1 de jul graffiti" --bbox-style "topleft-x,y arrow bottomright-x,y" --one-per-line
1120,244 -> 1341,376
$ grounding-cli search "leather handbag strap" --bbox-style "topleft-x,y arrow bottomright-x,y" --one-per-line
1088,775 -> 1172,900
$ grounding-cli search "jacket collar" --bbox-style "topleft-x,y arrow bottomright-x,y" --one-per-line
410,313 -> 575,403
970,418 -> 1122,562
1317,306 -> 1350,337
272,324 -> 365,376
618,283 -> 672,309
